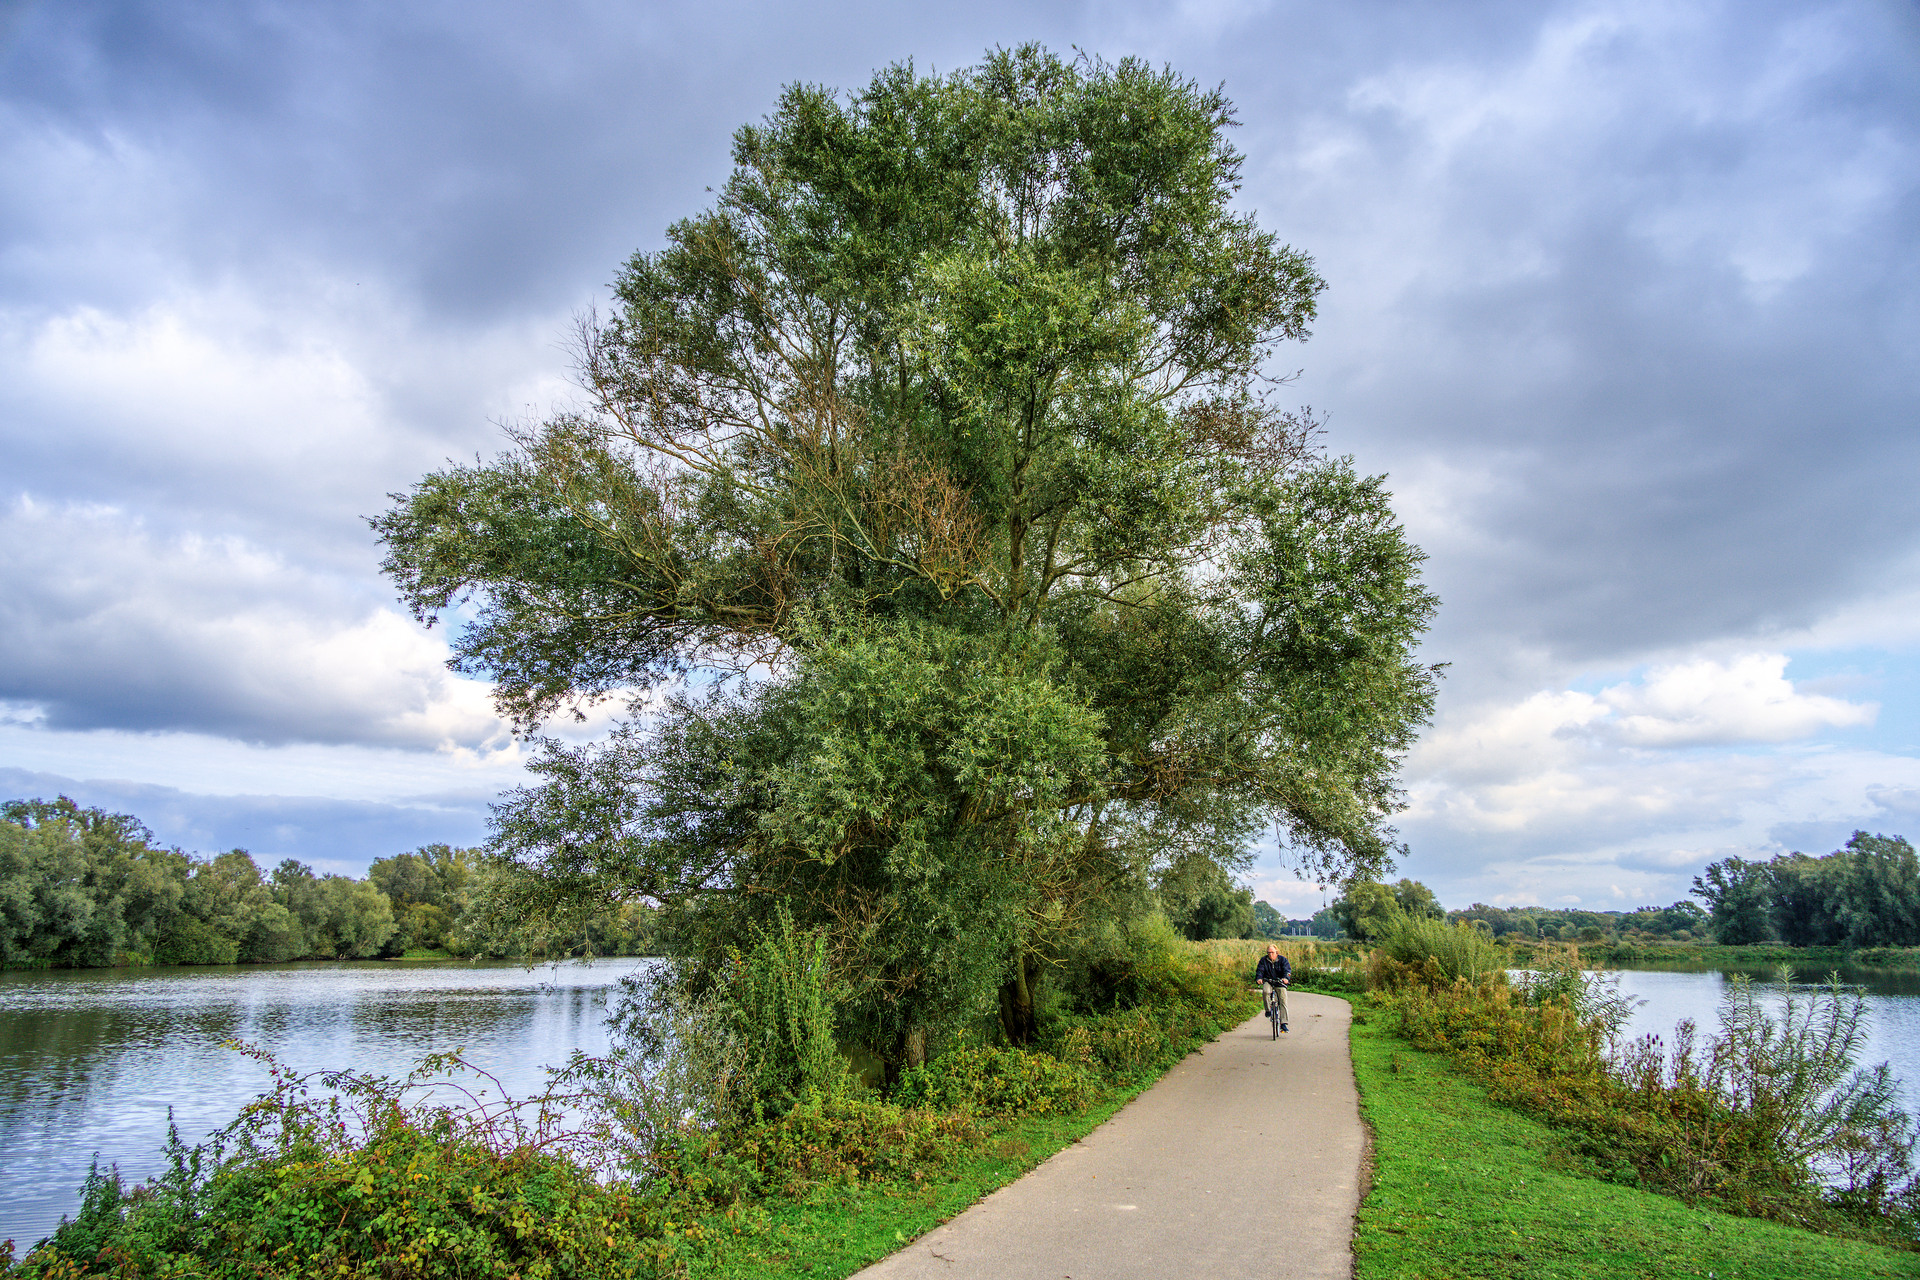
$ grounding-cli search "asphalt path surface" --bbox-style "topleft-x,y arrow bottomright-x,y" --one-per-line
853,991 -> 1364,1280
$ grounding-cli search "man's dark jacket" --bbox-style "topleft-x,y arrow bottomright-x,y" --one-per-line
1255,952 -> 1291,984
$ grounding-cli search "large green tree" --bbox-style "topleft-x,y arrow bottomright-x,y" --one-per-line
377,48 -> 1439,1070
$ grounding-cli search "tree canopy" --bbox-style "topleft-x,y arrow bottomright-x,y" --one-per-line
1693,833 -> 1920,947
376,47 -> 1439,1069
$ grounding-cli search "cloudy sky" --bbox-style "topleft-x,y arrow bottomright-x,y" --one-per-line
2,0 -> 1915,914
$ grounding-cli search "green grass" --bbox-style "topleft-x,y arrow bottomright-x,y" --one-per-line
1349,1004 -> 1920,1279
665,1070 -> 1179,1278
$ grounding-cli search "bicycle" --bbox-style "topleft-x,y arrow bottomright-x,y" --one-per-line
1257,979 -> 1288,1039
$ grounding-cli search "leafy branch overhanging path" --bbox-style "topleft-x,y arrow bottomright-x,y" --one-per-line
855,991 -> 1364,1280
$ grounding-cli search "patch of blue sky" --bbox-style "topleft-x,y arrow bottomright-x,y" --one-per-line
1785,647 -> 1920,755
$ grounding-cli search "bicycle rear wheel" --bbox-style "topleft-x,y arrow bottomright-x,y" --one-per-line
1269,999 -> 1280,1039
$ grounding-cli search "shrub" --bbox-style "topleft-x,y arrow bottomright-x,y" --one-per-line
603,909 -> 848,1137
1057,1008 -> 1175,1080
1371,917 -> 1505,986
1612,974 -> 1920,1223
717,907 -> 848,1121
1052,913 -> 1187,1012
13,1068 -> 665,1280
893,1044 -> 1094,1116
705,1094 -> 982,1196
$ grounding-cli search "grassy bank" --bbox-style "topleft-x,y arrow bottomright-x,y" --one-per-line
1350,1005 -> 1920,1279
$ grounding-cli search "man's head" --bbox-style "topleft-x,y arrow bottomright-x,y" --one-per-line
1265,944 -> 1279,960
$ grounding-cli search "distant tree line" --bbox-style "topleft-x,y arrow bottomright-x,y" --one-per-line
1447,899 -> 1707,944
0,797 -> 656,970
1692,831 -> 1920,947
1285,878 -> 1709,945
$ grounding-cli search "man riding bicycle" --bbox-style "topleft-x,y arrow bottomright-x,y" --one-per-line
1255,943 -> 1290,1033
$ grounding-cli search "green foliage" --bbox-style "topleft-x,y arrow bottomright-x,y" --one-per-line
1694,833 -> 1920,947
1156,853 -> 1254,940
592,618 -> 1109,1067
1613,975 -> 1920,1223
1047,911 -> 1193,1013
0,799 -> 184,968
677,1094 -> 983,1201
1040,931 -> 1259,1080
1333,877 -> 1445,946
894,1043 -> 1094,1116
375,45 -> 1440,1074
719,909 -> 849,1121
368,845 -> 475,954
9,1048 -> 666,1280
1448,900 -> 1710,945
0,797 -> 658,971
1370,916 -> 1505,985
1332,879 -> 1403,941
1371,964 -> 1920,1244
1389,877 -> 1443,920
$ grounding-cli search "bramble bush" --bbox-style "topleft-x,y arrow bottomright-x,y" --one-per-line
666,1093 -> 983,1202
894,1043 -> 1095,1115
4,1052 -> 667,1280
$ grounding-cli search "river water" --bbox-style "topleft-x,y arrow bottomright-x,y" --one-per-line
0,958 -> 651,1251
1604,961 -> 1920,1094
6,956 -> 1920,1253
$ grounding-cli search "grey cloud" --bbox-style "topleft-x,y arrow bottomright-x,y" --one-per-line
5,1 -> 1909,684
1221,0 -> 1920,678
0,765 -> 490,875
0,0 -> 1075,319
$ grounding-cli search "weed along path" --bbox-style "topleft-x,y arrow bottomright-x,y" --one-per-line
853,991 -> 1365,1280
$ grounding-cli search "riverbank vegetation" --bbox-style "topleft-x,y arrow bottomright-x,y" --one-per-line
1693,833 -> 1920,948
0,797 -> 654,970
1350,1001 -> 1920,1278
1358,928 -> 1920,1251
1,925 -> 1254,1279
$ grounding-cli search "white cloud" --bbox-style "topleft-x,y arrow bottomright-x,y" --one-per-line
0,288 -> 573,542
0,497 -> 513,751
1601,653 -> 1876,746
1407,655 -> 1878,843
1390,652 -> 1908,908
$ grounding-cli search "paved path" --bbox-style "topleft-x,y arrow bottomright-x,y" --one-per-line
853,992 -> 1364,1280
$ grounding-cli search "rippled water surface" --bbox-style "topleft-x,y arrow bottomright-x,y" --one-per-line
1606,963 -> 1920,1099
0,959 -> 649,1250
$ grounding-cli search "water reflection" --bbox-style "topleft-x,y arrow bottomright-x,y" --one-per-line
0,959 -> 650,1250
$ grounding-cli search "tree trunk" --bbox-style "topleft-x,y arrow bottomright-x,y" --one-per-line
903,1025 -> 928,1070
998,953 -> 1038,1045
